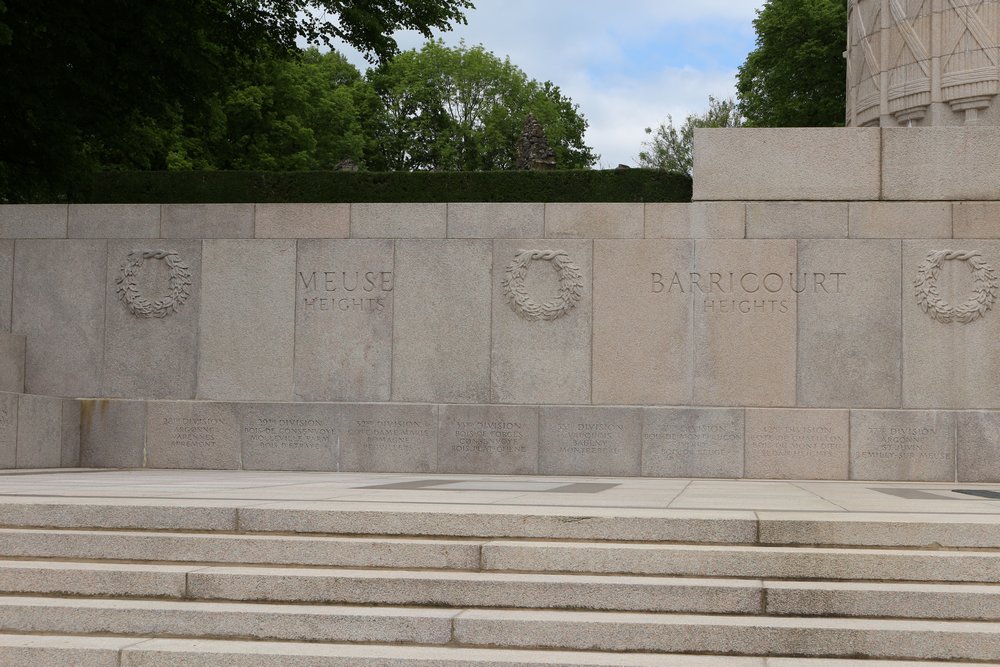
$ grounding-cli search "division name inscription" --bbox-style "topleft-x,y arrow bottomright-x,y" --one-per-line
651,270 -> 848,316
298,270 -> 393,314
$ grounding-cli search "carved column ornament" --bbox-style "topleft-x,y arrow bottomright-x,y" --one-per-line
848,0 -> 1000,126
116,249 -> 193,318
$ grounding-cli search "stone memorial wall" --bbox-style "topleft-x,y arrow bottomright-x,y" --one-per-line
2,126 -> 1000,480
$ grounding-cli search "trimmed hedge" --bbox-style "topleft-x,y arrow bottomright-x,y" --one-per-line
71,169 -> 691,203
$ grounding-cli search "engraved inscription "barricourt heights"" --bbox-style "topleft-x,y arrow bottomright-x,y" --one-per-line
651,270 -> 847,314
298,270 -> 393,314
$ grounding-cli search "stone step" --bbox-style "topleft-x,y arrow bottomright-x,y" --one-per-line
454,609 -> 1000,661
483,540 -> 1000,582
4,526 -> 998,585
0,560 -> 997,620
2,500 -> 1000,548
185,566 -> 762,613
0,597 -> 998,660
0,527 -> 483,569
0,596 -> 456,644
0,635 -> 969,667
188,565 -> 1000,619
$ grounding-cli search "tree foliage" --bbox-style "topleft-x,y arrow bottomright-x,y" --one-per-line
155,49 -> 379,172
638,96 -> 742,175
366,40 -> 596,171
0,0 -> 472,201
736,0 -> 847,127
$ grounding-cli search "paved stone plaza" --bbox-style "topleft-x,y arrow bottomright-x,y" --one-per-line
6,468 -> 1000,514
0,469 -> 994,664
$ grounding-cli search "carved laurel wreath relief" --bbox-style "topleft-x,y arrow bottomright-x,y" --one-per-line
914,249 -> 998,324
502,249 -> 583,322
116,249 -> 193,318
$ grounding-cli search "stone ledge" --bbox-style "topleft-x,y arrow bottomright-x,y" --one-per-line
693,128 -> 881,201
71,399 -> 1000,482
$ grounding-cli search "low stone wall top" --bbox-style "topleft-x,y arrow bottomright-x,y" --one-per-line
694,127 -> 1000,202
4,199 -> 1000,240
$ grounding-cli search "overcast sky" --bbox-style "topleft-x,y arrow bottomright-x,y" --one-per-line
326,0 -> 765,168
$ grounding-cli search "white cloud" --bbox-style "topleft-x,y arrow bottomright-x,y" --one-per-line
572,67 -> 741,168
323,0 -> 764,168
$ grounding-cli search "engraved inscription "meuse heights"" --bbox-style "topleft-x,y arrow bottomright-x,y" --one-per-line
298,270 -> 393,314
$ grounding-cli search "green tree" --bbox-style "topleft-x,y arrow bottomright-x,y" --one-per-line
736,0 -> 847,127
158,49 -> 376,171
367,40 -> 596,171
638,96 -> 742,175
0,0 -> 473,201
0,2 -> 10,46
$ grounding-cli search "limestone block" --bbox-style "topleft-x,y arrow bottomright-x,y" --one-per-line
351,203 -> 446,238
15,393 -> 62,468
338,403 -> 437,473
642,408 -> 744,478
79,400 -> 146,468
447,203 -> 544,238
0,596 -> 457,645
0,393 -> 17,468
902,240 -> 1000,408
437,404 -> 539,474
850,410 -> 955,482
14,240 -> 106,397
745,408 -> 849,480
593,240 -> 692,405
849,202 -> 952,239
539,406 -> 641,476
692,240 -> 797,407
392,240 -> 491,403
254,203 -> 349,239
293,239 -> 393,402
746,202 -> 848,239
492,239 -> 591,404
68,204 -> 159,238
146,401 -> 240,470
0,204 -> 67,238
0,635 -> 127,667
0,240 -> 14,332
884,128 -> 1000,200
957,412 -> 1000,482
61,400 -> 81,467
161,204 -> 253,238
544,203 -> 643,239
240,402 -> 337,471
240,505 -> 756,542
197,240 -> 295,401
102,240 -> 201,399
954,202 -> 1000,239
644,202 -> 745,239
0,334 -> 24,393
693,128 -> 881,201
0,530 -> 481,569
797,239 -> 901,408
758,513 -> 1000,549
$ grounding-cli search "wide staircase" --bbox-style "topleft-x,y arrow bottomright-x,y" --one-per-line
0,498 -> 998,665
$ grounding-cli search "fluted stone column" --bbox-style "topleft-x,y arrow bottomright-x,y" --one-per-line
848,0 -> 1000,126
